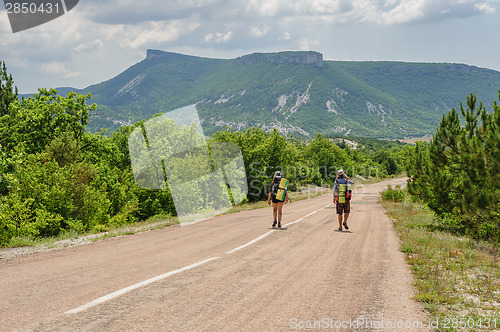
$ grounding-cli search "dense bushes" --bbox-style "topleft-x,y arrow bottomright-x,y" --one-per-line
212,130 -> 403,202
1,101 -> 403,245
0,90 -> 133,240
0,64 -> 407,246
407,93 -> 500,242
381,185 -> 405,202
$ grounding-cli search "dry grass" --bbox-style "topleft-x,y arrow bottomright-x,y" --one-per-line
382,195 -> 500,331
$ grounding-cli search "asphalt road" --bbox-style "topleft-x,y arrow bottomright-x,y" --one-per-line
0,178 -> 431,331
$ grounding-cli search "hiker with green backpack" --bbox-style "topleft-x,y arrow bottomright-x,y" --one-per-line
268,171 -> 289,228
333,169 -> 354,231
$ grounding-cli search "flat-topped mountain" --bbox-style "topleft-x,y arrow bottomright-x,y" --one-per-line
66,50 -> 500,138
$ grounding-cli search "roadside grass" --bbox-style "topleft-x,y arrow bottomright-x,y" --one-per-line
382,186 -> 500,331
1,214 -> 180,253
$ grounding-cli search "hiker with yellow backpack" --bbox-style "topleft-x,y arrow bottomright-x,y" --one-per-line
268,171 -> 289,228
333,169 -> 354,231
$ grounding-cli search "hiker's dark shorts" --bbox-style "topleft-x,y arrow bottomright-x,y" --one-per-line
336,202 -> 350,215
271,195 -> 283,204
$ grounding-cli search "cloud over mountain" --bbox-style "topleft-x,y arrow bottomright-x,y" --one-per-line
1,0 -> 498,93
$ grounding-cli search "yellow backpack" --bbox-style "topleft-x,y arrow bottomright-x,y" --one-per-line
275,177 -> 288,202
338,183 -> 347,203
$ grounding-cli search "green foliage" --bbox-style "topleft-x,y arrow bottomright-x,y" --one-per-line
407,92 -> 500,243
0,61 -> 18,117
372,149 -> 403,175
212,127 -> 405,202
0,84 -> 144,245
384,198 -> 500,327
0,88 -> 96,155
0,62 -> 408,246
381,185 -> 405,202
305,134 -> 350,179
212,128 -> 301,201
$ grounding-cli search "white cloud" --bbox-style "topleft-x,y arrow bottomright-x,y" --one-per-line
204,33 -> 214,42
358,0 -> 499,24
82,0 -> 226,24
309,0 -> 353,15
241,0 -> 499,25
249,25 -> 270,38
372,0 -> 427,24
282,32 -> 292,40
205,31 -> 233,43
41,62 -> 85,78
117,21 -> 189,49
1,0 -> 499,93
246,0 -> 283,17
475,2 -> 496,13
297,38 -> 319,51
73,40 -> 104,54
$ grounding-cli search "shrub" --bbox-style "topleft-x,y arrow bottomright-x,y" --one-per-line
381,184 -> 405,202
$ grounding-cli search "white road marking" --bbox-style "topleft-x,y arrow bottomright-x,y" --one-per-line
284,205 -> 329,227
227,204 -> 330,254
66,203 -> 331,315
226,231 -> 275,254
65,256 -> 219,315
284,217 -> 304,227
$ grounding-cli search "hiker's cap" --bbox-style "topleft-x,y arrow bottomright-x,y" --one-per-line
338,169 -> 344,175
274,171 -> 282,177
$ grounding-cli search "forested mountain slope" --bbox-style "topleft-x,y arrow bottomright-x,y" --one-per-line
68,50 -> 500,138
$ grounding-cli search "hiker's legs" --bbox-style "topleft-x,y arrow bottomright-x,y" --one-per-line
343,202 -> 351,225
336,203 -> 343,228
272,203 -> 278,220
276,202 -> 284,223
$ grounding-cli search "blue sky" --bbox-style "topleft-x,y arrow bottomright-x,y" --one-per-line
1,0 -> 499,93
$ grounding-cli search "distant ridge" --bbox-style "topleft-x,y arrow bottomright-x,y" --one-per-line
40,49 -> 500,139
234,51 -> 323,67
145,49 -> 204,62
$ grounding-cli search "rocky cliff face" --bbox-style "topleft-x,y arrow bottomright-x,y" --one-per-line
145,49 -> 194,61
234,51 -> 323,67
146,49 -> 168,60
145,49 -> 324,67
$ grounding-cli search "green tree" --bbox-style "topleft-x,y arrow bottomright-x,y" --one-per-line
0,61 -> 18,117
407,92 -> 500,241
0,89 -> 96,154
372,149 -> 402,175
305,133 -> 350,180
212,127 -> 302,201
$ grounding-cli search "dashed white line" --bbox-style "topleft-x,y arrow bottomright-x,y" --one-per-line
66,203 -> 331,315
226,230 -> 274,254
227,204 -> 330,254
65,256 -> 219,315
284,217 -> 304,227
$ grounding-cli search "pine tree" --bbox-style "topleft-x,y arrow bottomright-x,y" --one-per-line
407,92 -> 500,241
0,61 -> 18,117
